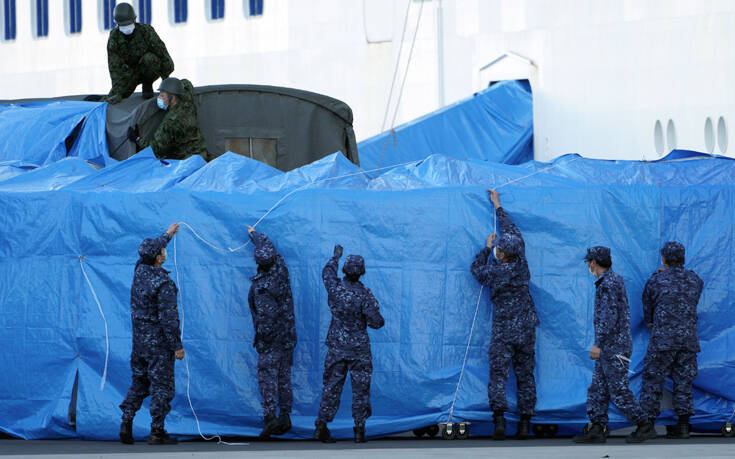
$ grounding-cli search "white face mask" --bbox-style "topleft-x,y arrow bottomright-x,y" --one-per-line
119,24 -> 135,35
493,247 -> 499,260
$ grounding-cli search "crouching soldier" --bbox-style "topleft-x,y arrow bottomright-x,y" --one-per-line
314,245 -> 385,444
247,226 -> 297,439
119,223 -> 185,445
639,242 -> 703,439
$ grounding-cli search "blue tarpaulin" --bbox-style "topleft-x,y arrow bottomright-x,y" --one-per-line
357,80 -> 534,171
0,148 -> 734,441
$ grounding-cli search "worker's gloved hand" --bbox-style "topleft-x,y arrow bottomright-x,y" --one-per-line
127,125 -> 140,143
333,244 -> 343,258
104,94 -> 122,105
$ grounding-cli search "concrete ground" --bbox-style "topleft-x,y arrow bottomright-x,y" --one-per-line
1,435 -> 734,459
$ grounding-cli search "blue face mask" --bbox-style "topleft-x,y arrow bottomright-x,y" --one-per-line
157,97 -> 168,110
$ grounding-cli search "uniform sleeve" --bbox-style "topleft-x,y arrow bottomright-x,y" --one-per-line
362,288 -> 385,330
642,277 -> 655,326
157,279 -> 182,351
322,255 -> 341,298
138,110 -> 190,158
496,207 -> 525,255
248,285 -> 257,332
594,284 -> 619,349
251,231 -> 272,252
470,247 -> 495,285
145,26 -> 174,78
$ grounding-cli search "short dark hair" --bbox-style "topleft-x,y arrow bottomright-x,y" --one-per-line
596,258 -> 612,269
663,255 -> 684,267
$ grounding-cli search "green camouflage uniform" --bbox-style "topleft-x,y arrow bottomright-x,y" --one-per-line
105,23 -> 174,103
138,80 -> 210,161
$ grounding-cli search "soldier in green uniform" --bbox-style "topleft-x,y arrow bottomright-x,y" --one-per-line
128,77 -> 210,161
103,3 -> 175,104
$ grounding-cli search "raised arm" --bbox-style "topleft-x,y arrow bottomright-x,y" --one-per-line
322,245 -> 343,298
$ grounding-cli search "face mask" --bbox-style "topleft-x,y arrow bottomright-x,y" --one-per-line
493,247 -> 499,260
157,97 -> 168,110
119,24 -> 135,35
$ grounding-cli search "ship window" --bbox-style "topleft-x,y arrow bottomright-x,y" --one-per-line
99,0 -> 116,31
1,0 -> 16,41
244,0 -> 262,17
32,0 -> 49,38
208,0 -> 225,20
653,120 -> 664,156
170,0 -> 187,24
66,0 -> 83,34
704,117 -> 714,154
138,0 -> 151,24
717,116 -> 728,154
666,119 -> 677,152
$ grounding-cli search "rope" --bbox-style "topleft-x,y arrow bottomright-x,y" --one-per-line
79,256 -> 109,391
376,0 -> 426,170
380,0 -> 411,133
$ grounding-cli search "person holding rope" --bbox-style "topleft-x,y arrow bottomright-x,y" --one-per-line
314,245 -> 385,444
470,189 -> 538,440
639,242 -> 703,439
246,226 -> 297,440
119,222 -> 185,445
573,246 -> 656,444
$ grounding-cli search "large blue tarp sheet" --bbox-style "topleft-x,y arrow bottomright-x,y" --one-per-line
0,101 -> 111,167
357,80 -> 534,171
0,149 -> 734,440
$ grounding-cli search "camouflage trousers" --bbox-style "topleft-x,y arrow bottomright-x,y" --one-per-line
488,330 -> 536,415
587,353 -> 645,425
120,345 -> 175,430
315,349 -> 373,426
257,348 -> 294,418
640,349 -> 697,418
107,53 -> 171,101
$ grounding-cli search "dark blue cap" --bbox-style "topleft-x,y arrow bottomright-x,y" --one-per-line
138,237 -> 165,265
342,255 -> 366,277
494,233 -> 522,256
584,246 -> 611,265
254,239 -> 277,267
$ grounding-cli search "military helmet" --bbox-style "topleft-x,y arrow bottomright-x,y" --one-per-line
113,3 -> 137,26
158,77 -> 185,96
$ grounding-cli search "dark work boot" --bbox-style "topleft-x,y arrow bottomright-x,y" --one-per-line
259,414 -> 278,440
493,412 -> 506,440
119,419 -> 133,444
314,422 -> 336,443
272,413 -> 292,436
354,424 -> 366,443
142,82 -> 154,99
148,428 -> 178,445
516,414 -> 531,440
573,423 -> 606,443
667,415 -> 691,439
626,421 -> 657,443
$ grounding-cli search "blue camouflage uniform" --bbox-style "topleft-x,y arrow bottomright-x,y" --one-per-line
316,254 -> 385,427
120,233 -> 182,431
248,231 -> 297,419
470,207 -> 539,415
584,246 -> 646,426
639,242 -> 703,419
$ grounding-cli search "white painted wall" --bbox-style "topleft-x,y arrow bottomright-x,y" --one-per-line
1,0 -> 734,160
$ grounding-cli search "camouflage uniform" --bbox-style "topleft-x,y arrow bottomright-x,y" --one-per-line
247,231 -> 296,419
105,23 -> 174,103
639,242 -> 703,419
470,207 -> 538,415
138,79 -> 209,161
584,248 -> 645,425
316,254 -> 385,427
120,233 -> 182,431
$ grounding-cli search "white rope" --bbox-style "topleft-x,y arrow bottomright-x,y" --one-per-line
79,256 -> 109,391
448,286 -> 483,423
380,0 -> 412,133
173,234 -> 248,446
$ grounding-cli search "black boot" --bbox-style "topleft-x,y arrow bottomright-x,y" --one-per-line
354,424 -> 366,443
493,412 -> 506,440
259,414 -> 278,440
148,428 -> 178,445
626,421 -> 657,443
271,413 -> 292,436
667,415 -> 691,439
119,419 -> 133,444
516,414 -> 531,440
573,423 -> 606,443
142,82 -> 154,99
314,422 -> 336,443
